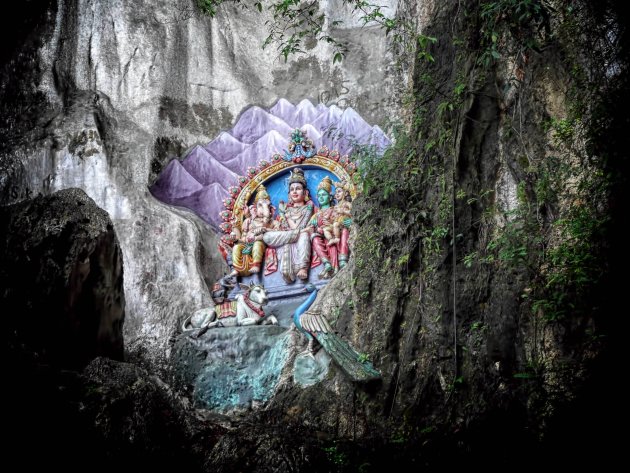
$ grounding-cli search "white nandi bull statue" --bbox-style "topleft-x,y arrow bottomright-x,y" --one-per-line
182,283 -> 277,337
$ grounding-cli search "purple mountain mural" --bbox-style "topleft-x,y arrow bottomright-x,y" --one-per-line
291,99 -> 321,128
151,160 -> 202,201
269,98 -> 296,123
231,106 -> 293,144
310,104 -> 343,134
223,130 -> 287,175
300,124 -> 323,149
204,132 -> 247,161
150,99 -> 391,231
182,145 -> 238,186
368,125 -> 391,152
172,183 -> 228,225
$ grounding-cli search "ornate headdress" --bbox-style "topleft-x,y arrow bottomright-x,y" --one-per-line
288,168 -> 307,187
254,184 -> 270,203
317,176 -> 333,194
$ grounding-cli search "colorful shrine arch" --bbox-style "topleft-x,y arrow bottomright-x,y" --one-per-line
218,137 -> 358,236
216,129 -> 360,300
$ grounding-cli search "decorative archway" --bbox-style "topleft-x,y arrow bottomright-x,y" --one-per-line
216,129 -> 361,299
218,135 -> 358,235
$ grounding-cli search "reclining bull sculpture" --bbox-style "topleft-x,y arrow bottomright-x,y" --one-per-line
182,283 -> 277,337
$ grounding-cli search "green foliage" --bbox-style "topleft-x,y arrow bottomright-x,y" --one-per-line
356,123 -> 424,204
470,321 -> 485,332
513,372 -> 535,379
197,0 -> 435,63
196,0 -> 222,17
357,352 -> 370,363
546,117 -> 576,143
513,359 -> 544,380
478,0 -> 550,65
463,251 -> 477,268
322,443 -> 348,467
532,203 -> 607,321
197,0 -> 346,62
448,376 -> 465,393
264,0 -> 348,63
396,253 -> 410,266
486,212 -> 532,265
416,34 -> 437,63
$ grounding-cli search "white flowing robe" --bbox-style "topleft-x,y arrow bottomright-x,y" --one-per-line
263,203 -> 314,282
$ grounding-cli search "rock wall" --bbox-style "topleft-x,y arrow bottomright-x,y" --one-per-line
2,0 -> 624,469
239,0 -> 624,468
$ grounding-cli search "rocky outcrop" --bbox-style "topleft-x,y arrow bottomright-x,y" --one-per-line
6,356 -> 224,472
1,188 -> 124,368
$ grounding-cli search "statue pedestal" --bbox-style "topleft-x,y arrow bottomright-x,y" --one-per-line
173,326 -> 291,412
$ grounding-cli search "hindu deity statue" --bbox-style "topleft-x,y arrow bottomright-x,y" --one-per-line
317,178 -> 353,246
310,176 -> 351,279
230,185 -> 276,277
331,179 -> 353,245
262,168 -> 315,283
312,176 -> 339,245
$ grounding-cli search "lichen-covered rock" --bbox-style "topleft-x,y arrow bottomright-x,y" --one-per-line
172,325 -> 292,412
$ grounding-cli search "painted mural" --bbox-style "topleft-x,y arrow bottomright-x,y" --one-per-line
151,99 -> 389,299
165,100 -> 386,404
150,99 -> 390,231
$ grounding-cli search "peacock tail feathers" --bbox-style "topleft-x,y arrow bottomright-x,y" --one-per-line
315,332 -> 381,382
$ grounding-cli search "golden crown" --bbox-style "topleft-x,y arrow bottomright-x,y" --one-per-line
288,168 -> 307,186
317,176 -> 333,193
254,184 -> 270,203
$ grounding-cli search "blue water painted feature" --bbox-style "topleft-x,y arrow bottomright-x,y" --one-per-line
192,325 -> 291,411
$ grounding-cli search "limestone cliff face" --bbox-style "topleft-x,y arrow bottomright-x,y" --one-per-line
1,0 -> 625,470
253,1 -> 627,468
0,0 -> 402,371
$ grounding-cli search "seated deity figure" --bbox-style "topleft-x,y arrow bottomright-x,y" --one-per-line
230,185 -> 276,277
262,168 -> 315,283
310,176 -> 351,279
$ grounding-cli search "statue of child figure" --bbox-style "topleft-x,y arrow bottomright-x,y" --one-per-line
315,177 -> 340,246
329,180 -> 353,246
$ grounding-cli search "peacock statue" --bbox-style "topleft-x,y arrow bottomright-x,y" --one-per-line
293,284 -> 381,382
